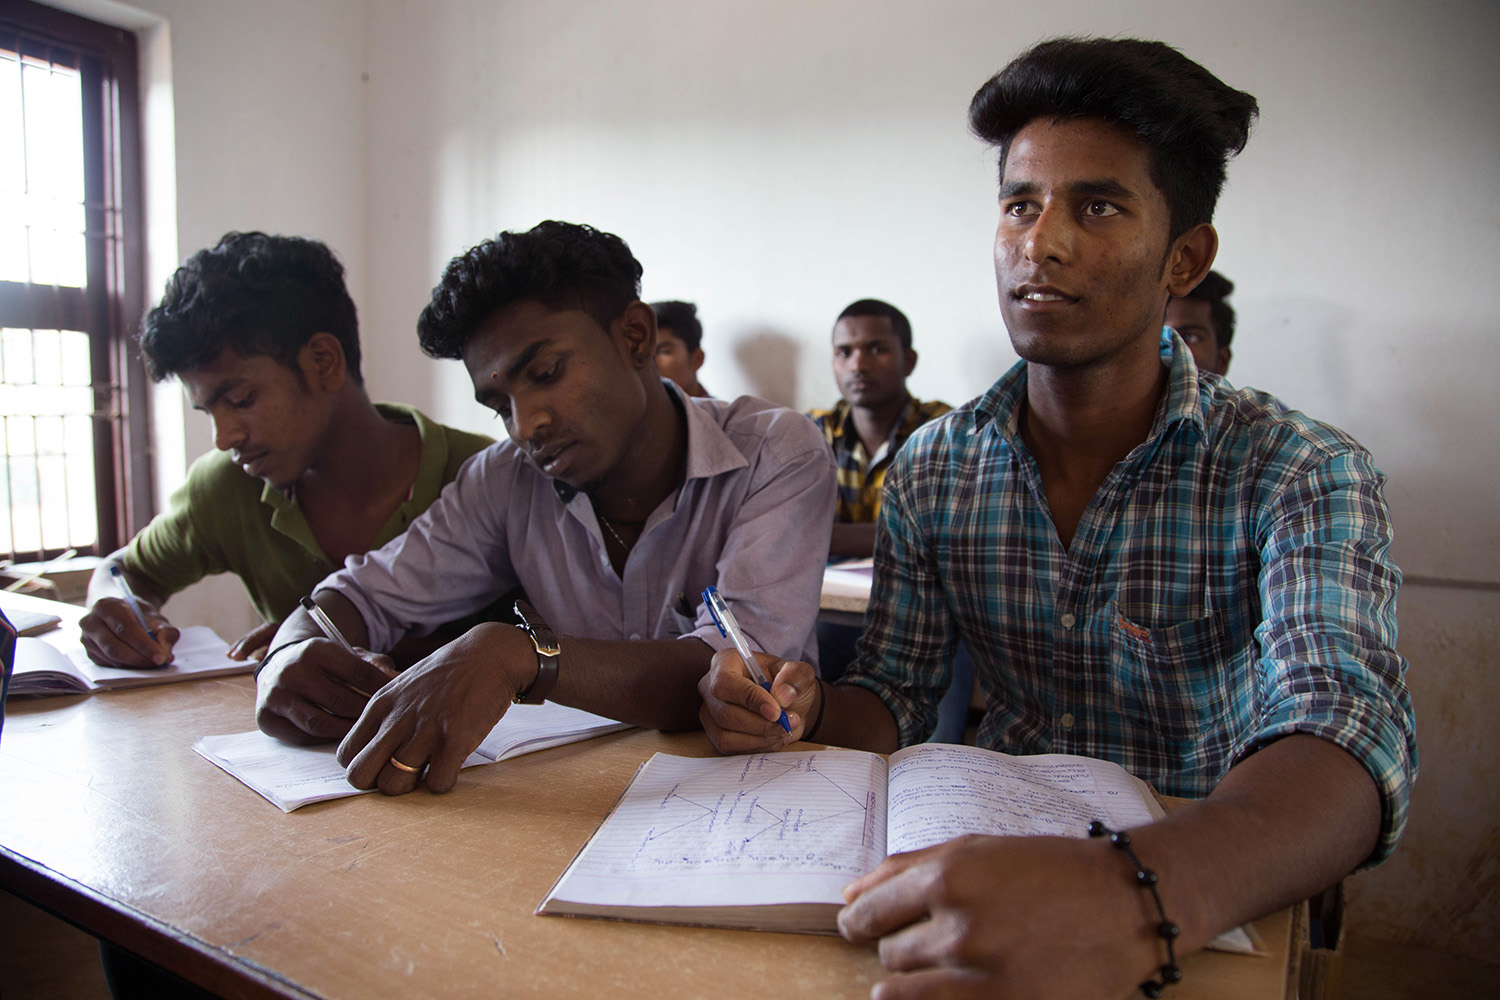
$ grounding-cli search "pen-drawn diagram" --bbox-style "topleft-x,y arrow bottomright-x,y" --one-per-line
610,752 -> 884,876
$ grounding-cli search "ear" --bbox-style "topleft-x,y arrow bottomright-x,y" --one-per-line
902,347 -> 918,378
614,301 -> 657,369
1217,346 -> 1233,377
689,348 -> 705,373
1164,223 -> 1218,298
302,332 -> 347,391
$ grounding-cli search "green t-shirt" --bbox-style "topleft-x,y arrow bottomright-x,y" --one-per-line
122,403 -> 493,624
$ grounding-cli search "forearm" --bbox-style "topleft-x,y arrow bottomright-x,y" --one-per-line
829,522 -> 877,559
86,551 -> 167,610
268,590 -> 372,653
1131,733 -> 1381,952
808,681 -> 901,753
552,635 -> 713,730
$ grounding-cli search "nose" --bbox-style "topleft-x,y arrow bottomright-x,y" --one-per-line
212,410 -> 247,452
1023,202 -> 1073,265
509,396 -> 551,446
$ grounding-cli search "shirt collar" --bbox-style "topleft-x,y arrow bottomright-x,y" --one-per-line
972,326 -> 1206,446
551,380 -> 747,504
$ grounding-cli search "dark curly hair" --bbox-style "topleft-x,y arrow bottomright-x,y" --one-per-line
969,37 -> 1259,242
650,300 -> 702,353
418,221 -> 644,360
139,231 -> 361,384
1179,269 -> 1237,349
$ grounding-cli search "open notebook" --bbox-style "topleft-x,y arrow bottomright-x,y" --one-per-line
539,743 -> 1261,954
195,702 -> 631,812
8,626 -> 252,696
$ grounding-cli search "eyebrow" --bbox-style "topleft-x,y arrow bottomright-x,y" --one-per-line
999,178 -> 1139,201
191,378 -> 243,411
473,339 -> 552,405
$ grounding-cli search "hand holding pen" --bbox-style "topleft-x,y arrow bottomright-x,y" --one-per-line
81,565 -> 177,667
703,586 -> 791,733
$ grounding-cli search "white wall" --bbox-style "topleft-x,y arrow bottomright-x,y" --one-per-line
57,0 -> 1500,959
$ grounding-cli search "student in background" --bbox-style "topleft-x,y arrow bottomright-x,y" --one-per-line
1166,269 -> 1236,376
79,232 -> 493,669
807,299 -> 950,560
257,221 -> 835,797
701,38 -> 1415,998
650,299 -> 710,397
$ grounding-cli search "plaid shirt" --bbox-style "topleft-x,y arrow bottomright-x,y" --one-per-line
807,396 -> 953,523
842,332 -> 1417,865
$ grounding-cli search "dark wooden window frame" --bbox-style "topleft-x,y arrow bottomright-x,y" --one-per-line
0,0 -> 150,560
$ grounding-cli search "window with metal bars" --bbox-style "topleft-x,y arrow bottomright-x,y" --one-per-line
0,0 -> 149,565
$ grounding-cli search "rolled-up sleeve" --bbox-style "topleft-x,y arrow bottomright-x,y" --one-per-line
1247,448 -> 1418,867
318,448 -> 517,652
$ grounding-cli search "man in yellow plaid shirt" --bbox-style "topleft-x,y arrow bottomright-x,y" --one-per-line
806,299 -> 951,561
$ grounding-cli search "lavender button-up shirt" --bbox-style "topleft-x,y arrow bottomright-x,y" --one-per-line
320,386 -> 836,665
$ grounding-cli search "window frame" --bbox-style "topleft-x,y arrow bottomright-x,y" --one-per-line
0,0 -> 150,562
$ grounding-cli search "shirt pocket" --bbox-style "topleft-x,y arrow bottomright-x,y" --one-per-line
1107,603 -> 1237,743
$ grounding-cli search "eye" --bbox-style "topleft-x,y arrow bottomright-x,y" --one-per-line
531,358 -> 563,385
228,393 -> 255,409
1002,199 -> 1037,218
1083,200 -> 1120,218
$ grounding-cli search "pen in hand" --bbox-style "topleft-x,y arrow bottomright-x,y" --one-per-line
298,596 -> 397,684
299,596 -> 358,656
109,565 -> 159,644
703,585 -> 791,734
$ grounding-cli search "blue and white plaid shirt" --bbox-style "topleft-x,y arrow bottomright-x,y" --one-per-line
842,331 -> 1417,864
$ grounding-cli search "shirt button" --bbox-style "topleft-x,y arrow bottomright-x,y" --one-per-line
1059,713 -> 1075,729
1059,612 -> 1076,630
630,633 -> 642,641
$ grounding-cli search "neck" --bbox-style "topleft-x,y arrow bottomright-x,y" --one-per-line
850,391 -> 910,456
1021,338 -> 1167,483
590,379 -> 687,522
296,390 -> 411,496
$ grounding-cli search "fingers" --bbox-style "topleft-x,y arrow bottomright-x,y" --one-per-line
79,599 -> 177,668
229,620 -> 279,660
838,859 -> 941,944
698,656 -> 794,754
870,968 -> 992,1000
843,845 -> 941,902
256,638 -> 388,743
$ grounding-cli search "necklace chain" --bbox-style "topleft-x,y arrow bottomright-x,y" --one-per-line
598,513 -> 633,552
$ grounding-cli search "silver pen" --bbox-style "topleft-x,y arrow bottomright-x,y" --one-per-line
299,596 -> 358,656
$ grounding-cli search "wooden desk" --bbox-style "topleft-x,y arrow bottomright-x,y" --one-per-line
1,677 -> 1297,999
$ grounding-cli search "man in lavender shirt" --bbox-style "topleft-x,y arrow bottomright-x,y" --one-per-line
255,221 -> 835,796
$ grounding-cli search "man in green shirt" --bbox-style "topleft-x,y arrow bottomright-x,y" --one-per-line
80,232 -> 492,669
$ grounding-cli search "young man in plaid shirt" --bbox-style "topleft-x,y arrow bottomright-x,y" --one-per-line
702,37 -> 1416,999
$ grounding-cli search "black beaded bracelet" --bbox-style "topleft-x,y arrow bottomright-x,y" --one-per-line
803,679 -> 829,742
1088,821 -> 1182,998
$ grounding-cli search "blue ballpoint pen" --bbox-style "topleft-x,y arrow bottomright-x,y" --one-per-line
703,585 -> 791,733
109,565 -> 158,642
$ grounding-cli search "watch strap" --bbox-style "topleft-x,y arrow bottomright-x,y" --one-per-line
511,599 -> 560,704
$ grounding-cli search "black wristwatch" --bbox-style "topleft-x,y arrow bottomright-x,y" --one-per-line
511,599 -> 560,704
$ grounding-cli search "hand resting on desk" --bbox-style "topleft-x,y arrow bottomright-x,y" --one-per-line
335,621 -> 536,795
255,637 -> 396,744
80,597 -> 180,669
839,833 -> 1168,1000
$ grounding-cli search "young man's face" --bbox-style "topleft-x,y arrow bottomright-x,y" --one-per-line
180,346 -> 332,491
994,117 -> 1178,370
653,327 -> 703,392
1164,297 -> 1231,376
831,315 -> 914,411
464,300 -> 649,492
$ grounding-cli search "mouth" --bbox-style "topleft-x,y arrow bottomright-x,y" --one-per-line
530,441 -> 576,477
235,451 -> 270,476
1012,283 -> 1080,306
